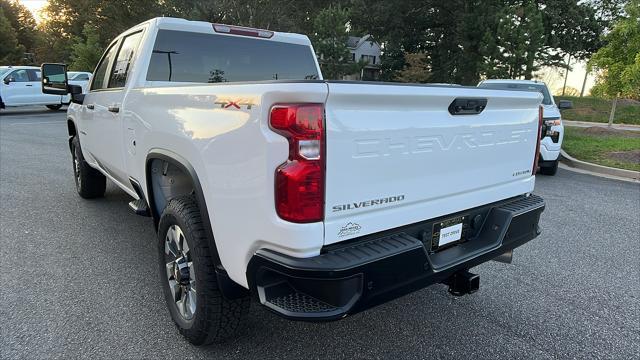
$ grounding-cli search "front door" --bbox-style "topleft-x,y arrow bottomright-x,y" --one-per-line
82,31 -> 144,188
2,69 -> 33,106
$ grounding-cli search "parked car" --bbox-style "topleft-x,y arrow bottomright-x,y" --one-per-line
67,71 -> 92,93
0,66 -> 68,111
478,79 -> 573,175
41,17 -> 546,345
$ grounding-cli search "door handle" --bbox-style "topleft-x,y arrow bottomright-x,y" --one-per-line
86,104 -> 94,110
108,105 -> 120,113
25,84 -> 33,87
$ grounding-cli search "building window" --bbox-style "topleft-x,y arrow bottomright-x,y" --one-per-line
360,55 -> 375,65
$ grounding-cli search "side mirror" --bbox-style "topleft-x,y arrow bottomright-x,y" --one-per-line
3,77 -> 14,85
68,84 -> 85,105
558,100 -> 573,110
41,63 -> 69,95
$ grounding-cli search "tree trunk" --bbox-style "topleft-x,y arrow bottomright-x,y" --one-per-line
608,97 -> 618,127
580,67 -> 589,97
562,54 -> 571,96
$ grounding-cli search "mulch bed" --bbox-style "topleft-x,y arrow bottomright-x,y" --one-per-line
607,150 -> 640,164
582,126 -> 640,138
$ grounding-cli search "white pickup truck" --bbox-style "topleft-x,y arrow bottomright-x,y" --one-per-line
42,17 -> 546,345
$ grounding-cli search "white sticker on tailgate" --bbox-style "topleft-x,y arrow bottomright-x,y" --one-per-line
439,223 -> 463,246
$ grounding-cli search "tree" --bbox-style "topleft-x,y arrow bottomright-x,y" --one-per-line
311,5 -> 357,79
481,0 -> 545,79
0,0 -> 39,64
0,7 -> 23,64
589,0 -> 640,100
69,24 -> 103,71
396,53 -> 430,83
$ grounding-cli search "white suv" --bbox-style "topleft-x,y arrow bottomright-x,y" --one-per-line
0,66 -> 67,111
478,79 -> 572,175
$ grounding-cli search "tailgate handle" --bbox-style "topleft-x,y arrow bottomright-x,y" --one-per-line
448,98 -> 487,115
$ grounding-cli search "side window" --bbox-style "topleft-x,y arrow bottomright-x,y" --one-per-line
8,69 -> 30,82
78,74 -> 89,80
28,70 -> 41,81
109,32 -> 143,88
90,42 -> 119,91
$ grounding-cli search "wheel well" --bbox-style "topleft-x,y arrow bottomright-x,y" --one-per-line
147,158 -> 195,220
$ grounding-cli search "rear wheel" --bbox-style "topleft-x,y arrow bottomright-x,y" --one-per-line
46,104 -> 63,111
158,195 -> 250,345
539,160 -> 559,176
71,136 -> 106,198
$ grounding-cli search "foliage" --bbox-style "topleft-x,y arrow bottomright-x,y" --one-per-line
311,5 -> 357,80
0,0 -> 621,88
589,0 -> 640,100
0,7 -> 23,64
396,54 -> 430,83
0,0 -> 39,64
482,0 -> 545,79
69,24 -> 103,71
555,96 -> 640,125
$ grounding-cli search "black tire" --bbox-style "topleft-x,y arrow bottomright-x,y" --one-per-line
158,195 -> 250,345
539,160 -> 559,176
71,136 -> 106,198
46,104 -> 63,111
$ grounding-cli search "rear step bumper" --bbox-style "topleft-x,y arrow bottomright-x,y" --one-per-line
247,194 -> 545,321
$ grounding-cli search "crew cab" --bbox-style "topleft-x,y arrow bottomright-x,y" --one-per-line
42,17 -> 546,345
0,66 -> 67,110
478,79 -> 573,175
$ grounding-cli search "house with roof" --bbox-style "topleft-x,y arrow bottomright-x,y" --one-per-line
345,35 -> 382,81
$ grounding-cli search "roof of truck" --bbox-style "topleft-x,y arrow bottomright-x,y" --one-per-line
480,79 -> 548,86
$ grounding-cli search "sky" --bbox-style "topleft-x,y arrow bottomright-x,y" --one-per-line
15,0 -> 595,94
17,0 -> 47,23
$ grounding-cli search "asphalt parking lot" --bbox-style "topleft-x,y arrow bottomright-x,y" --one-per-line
1,107 -> 639,359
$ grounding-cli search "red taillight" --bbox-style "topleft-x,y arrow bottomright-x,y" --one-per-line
270,104 -> 324,223
532,105 -> 543,175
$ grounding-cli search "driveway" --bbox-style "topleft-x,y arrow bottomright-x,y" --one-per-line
1,108 -> 639,359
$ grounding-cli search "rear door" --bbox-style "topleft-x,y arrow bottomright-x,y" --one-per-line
323,83 -> 542,245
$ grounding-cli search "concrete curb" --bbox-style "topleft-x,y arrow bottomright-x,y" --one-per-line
560,150 -> 640,180
563,120 -> 640,131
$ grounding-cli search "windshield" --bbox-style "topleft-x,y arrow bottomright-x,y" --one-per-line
67,72 -> 80,79
478,82 -> 553,105
0,68 -> 10,78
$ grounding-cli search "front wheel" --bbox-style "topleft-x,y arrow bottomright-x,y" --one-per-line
46,104 -> 62,111
158,195 -> 250,345
71,136 -> 106,198
539,160 -> 559,176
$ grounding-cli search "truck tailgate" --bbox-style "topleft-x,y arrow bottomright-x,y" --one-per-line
323,83 -> 542,245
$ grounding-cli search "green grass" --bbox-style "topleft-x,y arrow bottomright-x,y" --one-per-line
562,127 -> 640,171
555,96 -> 640,125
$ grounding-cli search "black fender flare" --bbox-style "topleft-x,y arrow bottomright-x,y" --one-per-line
145,149 -> 248,299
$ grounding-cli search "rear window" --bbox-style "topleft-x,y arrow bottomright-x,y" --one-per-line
478,82 -> 553,105
147,30 -> 320,83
